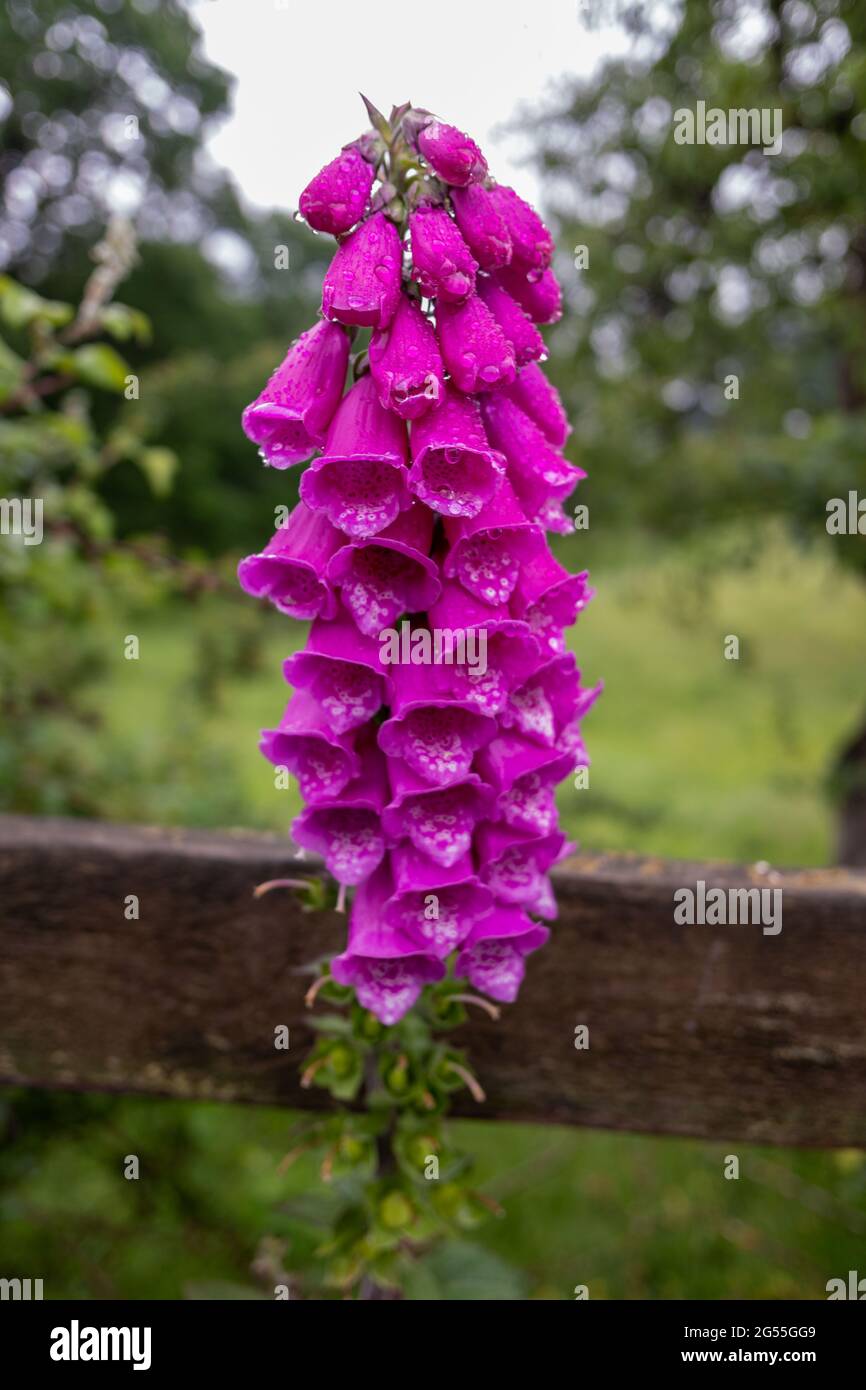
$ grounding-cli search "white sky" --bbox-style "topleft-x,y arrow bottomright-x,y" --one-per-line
192,0 -> 629,213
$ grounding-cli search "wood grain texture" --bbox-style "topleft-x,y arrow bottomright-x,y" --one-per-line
2,814 -> 866,1145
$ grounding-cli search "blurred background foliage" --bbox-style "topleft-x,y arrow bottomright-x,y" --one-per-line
1,0 -> 865,1298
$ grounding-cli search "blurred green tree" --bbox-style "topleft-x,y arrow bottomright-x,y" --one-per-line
526,0 -> 866,855
0,0 -> 327,553
0,0 -> 233,283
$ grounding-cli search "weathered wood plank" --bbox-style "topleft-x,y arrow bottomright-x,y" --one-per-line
1,814 -> 865,1145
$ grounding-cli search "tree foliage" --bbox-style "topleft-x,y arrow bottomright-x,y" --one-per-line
529,0 -> 866,573
0,0 -> 328,553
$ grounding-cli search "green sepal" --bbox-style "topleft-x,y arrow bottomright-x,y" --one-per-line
359,93 -> 392,144
350,1003 -> 386,1044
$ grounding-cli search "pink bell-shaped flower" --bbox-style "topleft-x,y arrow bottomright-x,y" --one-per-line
300,374 -> 411,539
242,320 -> 349,467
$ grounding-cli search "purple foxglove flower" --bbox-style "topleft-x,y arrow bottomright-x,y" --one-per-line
378,660 -> 496,786
487,185 -> 553,279
559,716 -> 591,768
299,145 -> 375,236
409,205 -> 478,304
327,502 -> 440,636
477,823 -> 569,917
481,393 -> 585,527
446,628 -> 537,719
476,277 -> 545,368
476,732 -> 576,837
532,876 -> 558,919
369,294 -> 445,420
283,608 -> 391,735
385,845 -> 493,958
291,735 -> 389,884
436,292 -> 516,394
408,384 -> 503,518
260,689 -> 360,803
383,759 -> 496,867
417,120 -> 487,186
442,475 -> 542,607
516,486 -> 579,536
321,212 -> 403,329
242,320 -> 349,467
450,184 -> 512,270
455,904 -> 549,1003
529,498 -> 574,535
504,362 -> 570,448
237,502 -> 341,620
428,576 -> 539,717
331,861 -> 445,1024
300,373 -> 410,539
501,652 -> 602,746
238,98 -> 601,1023
494,264 -> 562,324
510,546 -> 595,656
293,806 -> 385,885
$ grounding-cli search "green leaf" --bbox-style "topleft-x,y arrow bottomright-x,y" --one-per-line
404,1240 -> 528,1301
99,302 -> 152,345
69,343 -> 130,392
65,483 -> 114,543
277,1191 -> 342,1229
327,1061 -> 363,1102
0,412 -> 95,468
317,1201 -> 368,1257
135,447 -> 177,497
35,299 -> 75,329
307,1012 -> 354,1036
182,1281 -> 268,1301
0,275 -> 74,331
0,335 -> 26,405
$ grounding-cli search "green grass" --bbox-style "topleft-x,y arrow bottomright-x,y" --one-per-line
4,525 -> 865,1299
2,1091 -> 864,1300
560,523 -> 866,865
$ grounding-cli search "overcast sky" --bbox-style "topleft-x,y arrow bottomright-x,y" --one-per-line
192,0 -> 629,212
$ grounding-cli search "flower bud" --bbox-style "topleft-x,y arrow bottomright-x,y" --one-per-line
435,292 -> 516,393
299,146 -> 375,235
321,211 -> 403,329
417,120 -> 487,186
494,264 -> 562,324
369,293 -> 445,419
409,205 -> 477,303
450,183 -> 512,270
487,185 -> 554,278
504,362 -> 570,447
476,277 -> 545,367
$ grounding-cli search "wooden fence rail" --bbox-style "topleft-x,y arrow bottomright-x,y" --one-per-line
1,814 -> 866,1146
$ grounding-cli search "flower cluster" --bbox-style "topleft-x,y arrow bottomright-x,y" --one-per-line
239,99 -> 600,1027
